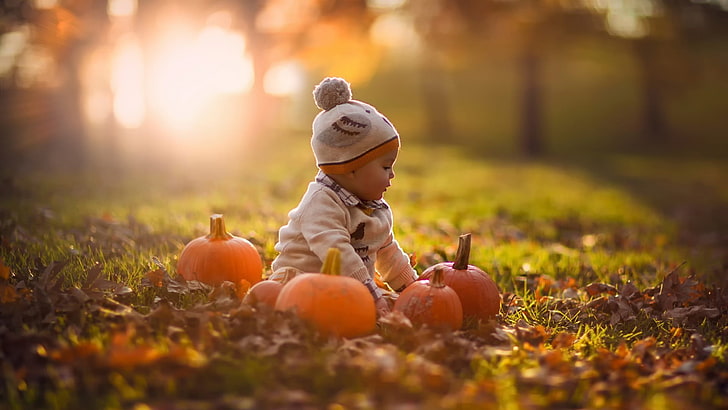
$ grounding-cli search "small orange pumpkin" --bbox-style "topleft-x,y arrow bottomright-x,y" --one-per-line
274,248 -> 376,338
177,214 -> 263,286
243,269 -> 296,309
419,233 -> 500,323
394,267 -> 463,331
242,280 -> 282,309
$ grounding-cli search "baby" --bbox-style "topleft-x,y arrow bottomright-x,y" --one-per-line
270,77 -> 417,317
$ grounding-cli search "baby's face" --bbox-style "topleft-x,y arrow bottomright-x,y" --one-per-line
346,149 -> 398,201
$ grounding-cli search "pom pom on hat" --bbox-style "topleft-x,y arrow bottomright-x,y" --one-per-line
313,77 -> 352,110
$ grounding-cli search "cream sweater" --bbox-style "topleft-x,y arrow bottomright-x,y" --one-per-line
271,172 -> 416,293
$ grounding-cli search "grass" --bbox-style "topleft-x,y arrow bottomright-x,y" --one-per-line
4,142 -> 720,290
1,135 -> 727,409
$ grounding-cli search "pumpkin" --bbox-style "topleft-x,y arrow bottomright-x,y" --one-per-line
177,214 -> 263,286
243,269 -> 296,309
242,280 -> 282,308
419,233 -> 500,323
274,248 -> 376,338
394,267 -> 463,331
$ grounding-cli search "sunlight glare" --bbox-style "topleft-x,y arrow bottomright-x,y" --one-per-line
196,26 -> 253,94
33,0 -> 57,9
111,35 -> 145,128
149,44 -> 203,130
16,46 -> 55,88
264,61 -> 305,97
148,16 -> 253,132
587,0 -> 659,38
256,0 -> 318,33
107,0 -> 138,18
0,27 -> 30,81
606,11 -> 647,38
370,12 -> 420,51
81,48 -> 112,126
367,0 -> 407,9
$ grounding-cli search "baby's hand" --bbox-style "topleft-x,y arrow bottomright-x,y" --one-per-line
375,296 -> 392,318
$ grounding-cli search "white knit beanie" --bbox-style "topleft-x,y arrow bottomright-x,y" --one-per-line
311,77 -> 400,174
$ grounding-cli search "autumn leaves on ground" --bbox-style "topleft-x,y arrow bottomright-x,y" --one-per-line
1,147 -> 727,409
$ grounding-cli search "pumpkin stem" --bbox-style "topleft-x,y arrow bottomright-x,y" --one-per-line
452,233 -> 472,270
431,267 -> 446,288
207,214 -> 233,240
322,248 -> 341,276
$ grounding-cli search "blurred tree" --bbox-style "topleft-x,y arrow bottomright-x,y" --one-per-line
408,0 -> 456,142
238,0 -> 374,136
412,0 -> 728,155
629,0 -> 728,145
3,0 -> 726,170
1,0 -> 110,170
407,0 -> 570,155
294,0 -> 380,83
593,0 -> 690,146
404,0 -> 600,155
567,0 -> 728,148
2,0 -> 379,170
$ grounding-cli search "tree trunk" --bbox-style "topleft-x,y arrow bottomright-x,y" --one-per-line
633,38 -> 668,145
420,49 -> 451,142
519,30 -> 543,156
50,45 -> 86,170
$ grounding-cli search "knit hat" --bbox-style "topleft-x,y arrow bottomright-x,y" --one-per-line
311,77 -> 400,174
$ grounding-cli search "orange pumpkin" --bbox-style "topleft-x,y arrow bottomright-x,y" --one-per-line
243,269 -> 296,309
419,234 -> 500,323
242,280 -> 282,308
177,214 -> 263,286
274,248 -> 376,338
394,267 -> 463,331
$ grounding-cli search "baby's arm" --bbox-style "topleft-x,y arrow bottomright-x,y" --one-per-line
300,202 -> 390,316
298,190 -> 372,285
376,233 -> 417,291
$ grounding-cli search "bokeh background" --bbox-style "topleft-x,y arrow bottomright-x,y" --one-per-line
2,0 -> 727,175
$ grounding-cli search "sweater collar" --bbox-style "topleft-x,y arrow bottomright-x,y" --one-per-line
316,171 -> 388,210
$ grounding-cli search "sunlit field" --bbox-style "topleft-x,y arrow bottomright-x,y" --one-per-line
2,0 -> 728,408
2,133 -> 727,408
3,134 -> 726,288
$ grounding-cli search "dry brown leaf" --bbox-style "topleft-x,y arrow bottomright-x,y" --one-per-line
585,282 -> 618,297
0,259 -> 10,280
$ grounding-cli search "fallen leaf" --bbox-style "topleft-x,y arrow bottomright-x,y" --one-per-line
551,332 -> 576,349
106,344 -> 163,369
585,282 -> 618,297
663,306 -> 720,326
0,259 -> 10,280
49,341 -> 101,364
0,282 -> 19,303
143,268 -> 167,288
619,281 -> 641,299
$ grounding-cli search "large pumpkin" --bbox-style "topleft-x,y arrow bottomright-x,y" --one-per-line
177,214 -> 263,286
394,267 -> 463,331
419,233 -> 500,323
274,248 -> 376,338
